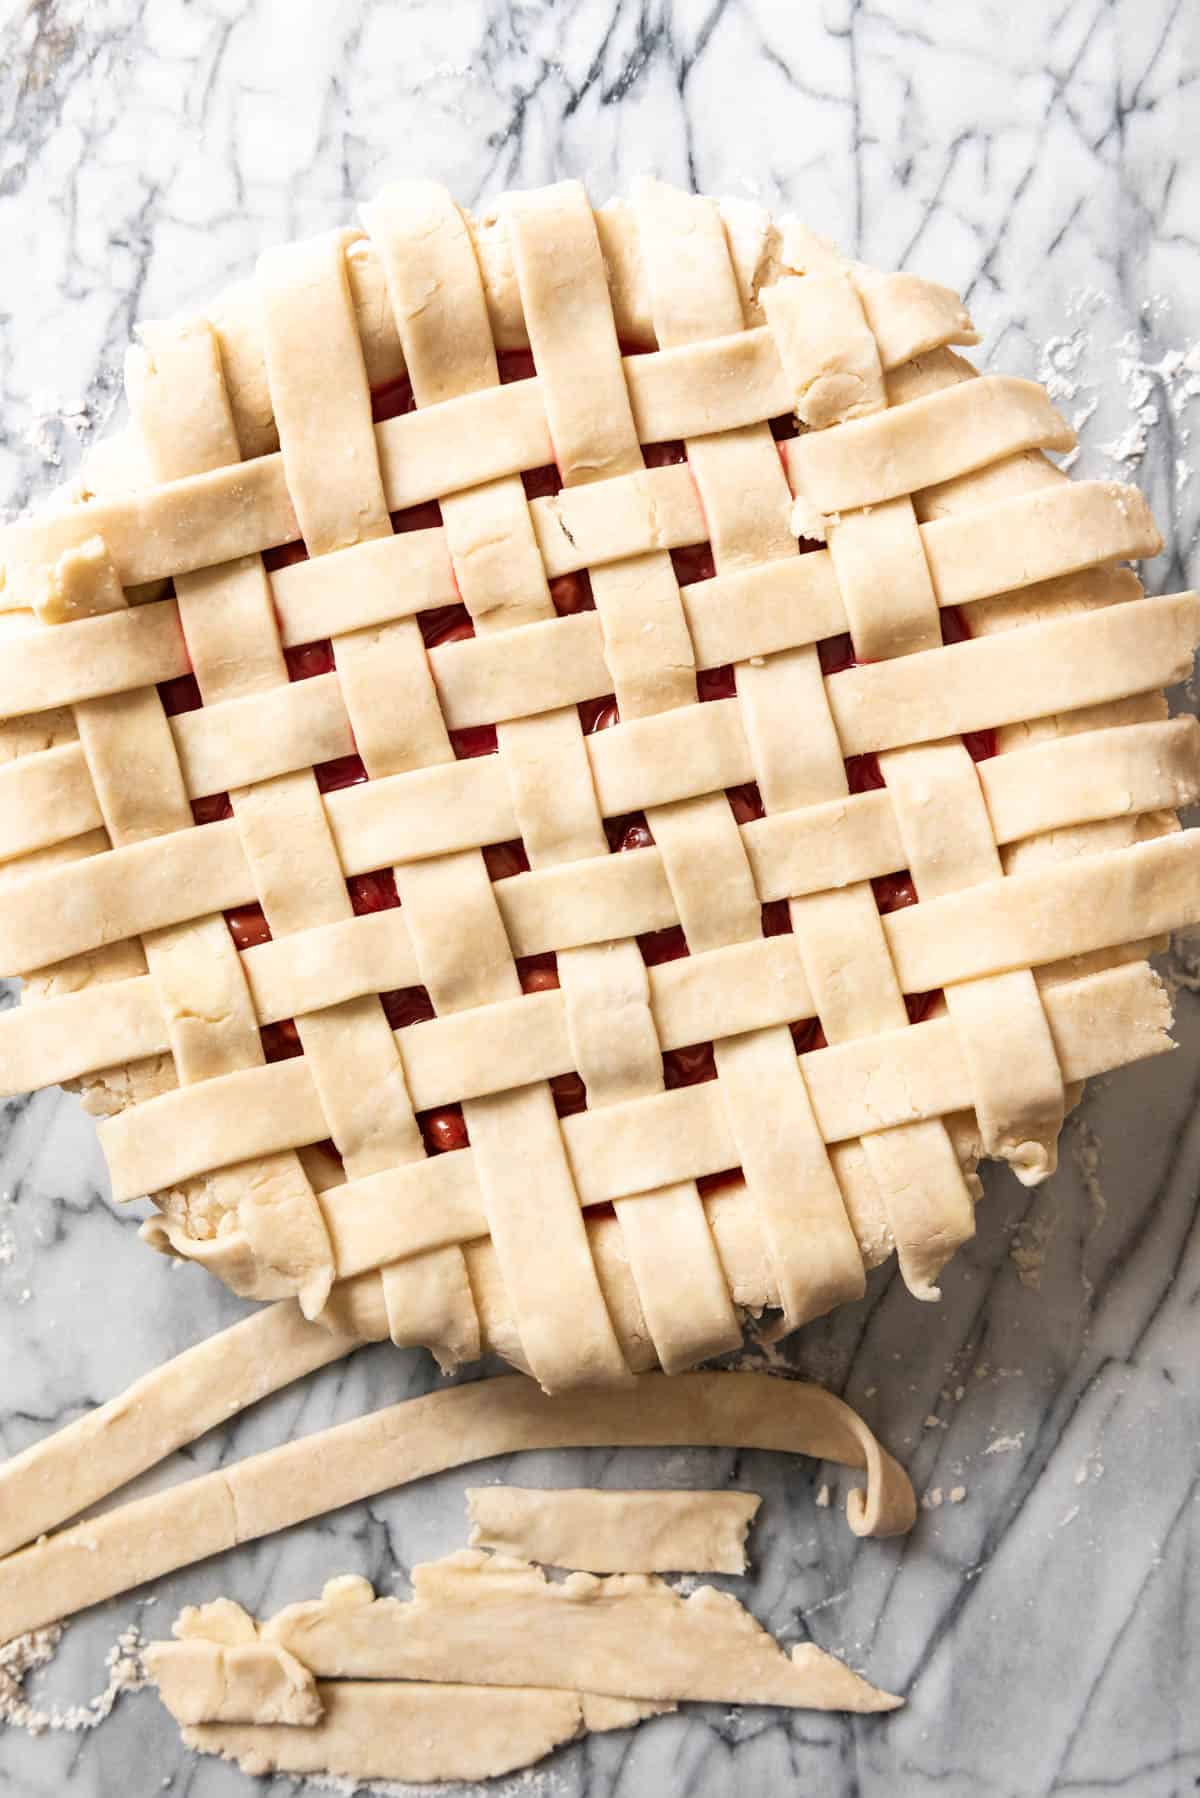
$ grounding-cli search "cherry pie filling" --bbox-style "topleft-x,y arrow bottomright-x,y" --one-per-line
158,358 -> 998,1191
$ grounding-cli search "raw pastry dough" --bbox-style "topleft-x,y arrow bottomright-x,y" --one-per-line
0,1371 -> 914,1642
259,1554 -> 902,1711
0,176 -> 1193,1375
466,1486 -> 761,1573
150,1556 -> 899,1730
180,1679 -> 666,1783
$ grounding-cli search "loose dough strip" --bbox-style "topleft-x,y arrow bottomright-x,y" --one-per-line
153,1556 -> 900,1718
466,1487 -> 762,1573
179,1679 -> 667,1784
0,1372 -> 915,1641
0,1302 -> 358,1561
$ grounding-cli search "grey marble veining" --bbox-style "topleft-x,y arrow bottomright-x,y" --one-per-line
1,2 -> 1198,1794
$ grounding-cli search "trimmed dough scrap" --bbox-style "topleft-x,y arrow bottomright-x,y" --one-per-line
259,1554 -> 902,1712
180,1679 -> 669,1784
149,1552 -> 898,1779
466,1484 -> 762,1573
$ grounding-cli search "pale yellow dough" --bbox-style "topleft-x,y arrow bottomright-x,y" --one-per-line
465,1485 -> 762,1573
0,174 -> 1194,1380
0,1371 -> 914,1643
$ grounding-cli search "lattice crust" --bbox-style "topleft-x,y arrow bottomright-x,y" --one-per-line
0,178 -> 1197,1391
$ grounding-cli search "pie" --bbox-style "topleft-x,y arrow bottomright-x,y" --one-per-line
0,175 -> 1196,1392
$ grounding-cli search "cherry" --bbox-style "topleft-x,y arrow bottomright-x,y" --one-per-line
391,500 -> 442,534
261,1018 -> 303,1062
727,782 -> 764,825
846,753 -> 885,794
519,956 -> 559,994
579,694 -> 619,734
347,869 -> 399,914
873,870 -> 918,914
482,839 -> 530,882
381,986 -> 436,1030
522,465 -> 562,501
550,1072 -> 588,1118
498,350 -> 536,384
550,570 -> 595,615
420,605 -> 474,649
158,674 -> 202,716
372,376 -> 415,421
262,540 -> 309,574
450,724 -> 498,759
663,1042 -> 716,1088
191,792 -> 233,826
670,543 -> 716,586
314,754 -> 368,794
420,1107 -> 469,1155
698,664 -> 736,703
638,925 -> 689,967
790,1017 -> 828,1055
761,900 -> 792,938
285,639 -> 335,682
226,904 -> 271,950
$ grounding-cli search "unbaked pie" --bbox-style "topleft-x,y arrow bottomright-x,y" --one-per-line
0,175 -> 1196,1391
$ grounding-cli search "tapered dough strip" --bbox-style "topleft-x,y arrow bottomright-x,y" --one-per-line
0,1302 -> 359,1561
465,1487 -> 761,1573
260,1556 -> 901,1712
0,1371 -> 915,1642
176,1679 -> 664,1784
156,1557 -> 900,1719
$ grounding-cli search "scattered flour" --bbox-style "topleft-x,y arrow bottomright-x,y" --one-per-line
814,1483 -> 831,1509
983,1433 -> 1024,1457
1037,294 -> 1200,492
1072,1120 -> 1105,1231
0,1623 -> 146,1736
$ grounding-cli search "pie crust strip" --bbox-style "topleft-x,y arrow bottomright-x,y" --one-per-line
464,1486 -> 762,1573
0,1370 -> 916,1642
91,922 -> 1183,1203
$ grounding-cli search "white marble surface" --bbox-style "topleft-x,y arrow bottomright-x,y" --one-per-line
1,1 -> 1199,1793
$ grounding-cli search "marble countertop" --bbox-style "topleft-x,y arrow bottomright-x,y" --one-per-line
1,2 -> 1198,1794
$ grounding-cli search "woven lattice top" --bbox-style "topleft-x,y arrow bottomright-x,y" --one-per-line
0,176 -> 1197,1391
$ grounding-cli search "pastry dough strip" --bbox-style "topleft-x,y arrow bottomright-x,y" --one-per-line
0,1370 -> 916,1641
465,1486 -> 761,1573
91,956 -> 1172,1205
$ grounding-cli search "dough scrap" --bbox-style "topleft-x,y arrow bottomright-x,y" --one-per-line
466,1485 -> 761,1573
0,1371 -> 915,1643
258,1554 -> 901,1712
179,1678 -> 666,1783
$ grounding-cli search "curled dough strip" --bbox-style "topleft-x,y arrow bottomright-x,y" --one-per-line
0,1370 -> 915,1643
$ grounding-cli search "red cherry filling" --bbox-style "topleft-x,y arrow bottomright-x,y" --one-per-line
482,839 -> 531,882
261,1017 -> 302,1062
159,673 -> 202,716
381,986 -> 436,1031
419,1105 -> 468,1155
348,869 -> 400,914
551,569 -> 595,615
196,374 -> 971,1185
670,543 -> 716,586
579,693 -> 618,735
663,1041 -> 716,1089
